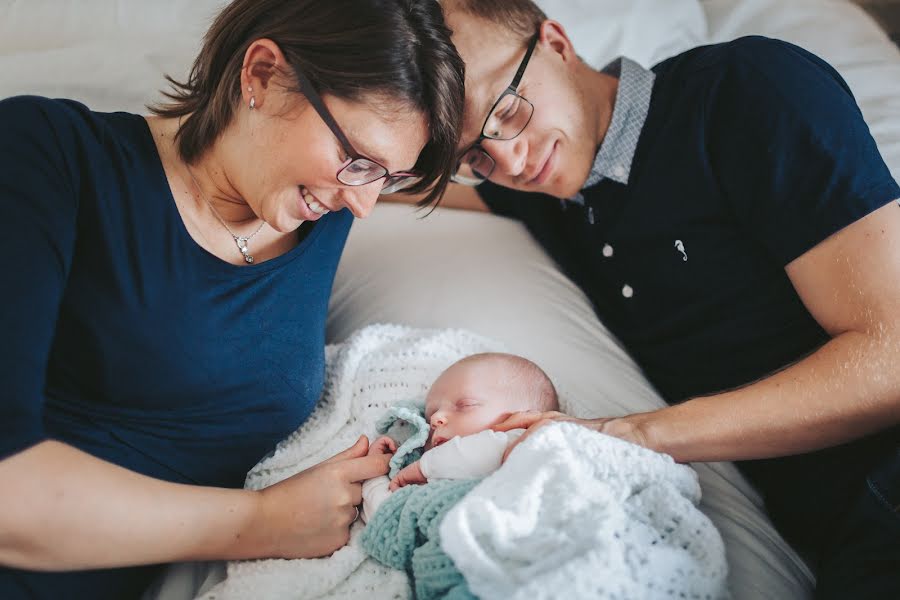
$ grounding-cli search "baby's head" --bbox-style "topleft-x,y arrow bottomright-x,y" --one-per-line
424,353 -> 558,449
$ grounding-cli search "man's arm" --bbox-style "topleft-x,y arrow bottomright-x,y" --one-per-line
640,200 -> 900,462
381,182 -> 489,212
495,201 -> 900,463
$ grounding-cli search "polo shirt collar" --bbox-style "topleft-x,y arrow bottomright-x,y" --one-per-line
570,57 -> 655,204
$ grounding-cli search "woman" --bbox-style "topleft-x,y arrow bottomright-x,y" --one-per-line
0,0 -> 464,597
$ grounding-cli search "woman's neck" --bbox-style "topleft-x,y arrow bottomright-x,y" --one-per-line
148,115 -> 260,227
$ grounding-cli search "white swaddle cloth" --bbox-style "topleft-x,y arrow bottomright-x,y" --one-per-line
442,421 -> 729,599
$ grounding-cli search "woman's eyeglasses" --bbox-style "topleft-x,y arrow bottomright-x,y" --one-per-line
295,71 -> 423,195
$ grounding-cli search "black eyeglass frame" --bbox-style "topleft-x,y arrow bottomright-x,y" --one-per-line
294,70 -> 421,193
452,33 -> 539,184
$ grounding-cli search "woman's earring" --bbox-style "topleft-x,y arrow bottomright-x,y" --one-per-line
247,86 -> 256,110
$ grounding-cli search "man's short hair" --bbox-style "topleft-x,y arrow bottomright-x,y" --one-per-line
444,0 -> 547,42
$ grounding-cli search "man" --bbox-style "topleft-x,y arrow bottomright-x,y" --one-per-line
391,1 -> 900,598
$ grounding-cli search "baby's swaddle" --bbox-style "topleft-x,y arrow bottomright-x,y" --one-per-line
360,403 -> 480,600
362,478 -> 479,600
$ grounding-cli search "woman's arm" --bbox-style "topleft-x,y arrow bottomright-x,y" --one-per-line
0,436 -> 389,570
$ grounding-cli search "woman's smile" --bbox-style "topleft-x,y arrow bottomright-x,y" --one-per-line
299,185 -> 331,219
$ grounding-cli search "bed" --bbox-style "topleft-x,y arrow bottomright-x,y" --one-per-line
2,0 -> 898,598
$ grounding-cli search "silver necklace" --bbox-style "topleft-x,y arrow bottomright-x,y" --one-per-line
188,168 -> 265,264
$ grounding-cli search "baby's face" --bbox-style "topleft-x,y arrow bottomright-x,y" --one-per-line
424,358 -> 530,449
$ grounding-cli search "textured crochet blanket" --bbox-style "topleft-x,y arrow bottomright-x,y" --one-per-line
196,324 -> 728,599
196,324 -> 501,600
441,421 -> 730,600
361,479 -> 479,600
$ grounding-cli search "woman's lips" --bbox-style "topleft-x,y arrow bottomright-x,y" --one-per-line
298,185 -> 330,220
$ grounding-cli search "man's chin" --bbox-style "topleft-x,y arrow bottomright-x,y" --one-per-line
521,173 -> 583,201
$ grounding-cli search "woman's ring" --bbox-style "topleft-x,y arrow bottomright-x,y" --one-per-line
353,506 -> 361,523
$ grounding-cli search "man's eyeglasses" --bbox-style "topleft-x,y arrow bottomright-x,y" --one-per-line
295,71 -> 422,195
452,33 -> 539,186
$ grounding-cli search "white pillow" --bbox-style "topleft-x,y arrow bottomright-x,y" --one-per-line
0,0 -> 227,113
535,0 -> 709,68
0,0 -> 706,112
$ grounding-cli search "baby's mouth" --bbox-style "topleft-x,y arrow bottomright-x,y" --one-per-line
299,185 -> 330,215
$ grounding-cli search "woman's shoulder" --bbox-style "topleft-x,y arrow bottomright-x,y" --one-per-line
1,95 -> 147,156
1,96 -> 159,190
1,95 -> 96,135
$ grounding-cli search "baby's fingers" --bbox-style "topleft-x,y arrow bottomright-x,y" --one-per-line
367,436 -> 397,456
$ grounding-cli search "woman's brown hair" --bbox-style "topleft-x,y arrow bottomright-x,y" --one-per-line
150,0 -> 464,206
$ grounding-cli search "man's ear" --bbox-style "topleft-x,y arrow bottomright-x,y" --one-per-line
538,19 -> 578,65
239,38 -> 288,111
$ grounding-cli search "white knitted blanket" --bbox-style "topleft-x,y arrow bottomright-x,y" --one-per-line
197,324 -> 728,599
441,421 -> 730,599
197,324 -> 501,600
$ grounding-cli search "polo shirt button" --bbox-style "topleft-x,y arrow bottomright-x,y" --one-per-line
602,243 -> 614,258
613,165 -> 626,179
622,284 -> 634,298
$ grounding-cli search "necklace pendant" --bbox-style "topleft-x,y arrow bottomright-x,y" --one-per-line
235,237 -> 254,264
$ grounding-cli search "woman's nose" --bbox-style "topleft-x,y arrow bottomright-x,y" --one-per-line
481,136 -> 527,179
340,181 -> 381,219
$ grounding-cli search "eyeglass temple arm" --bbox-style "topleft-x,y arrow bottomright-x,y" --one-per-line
510,34 -> 540,89
295,70 -> 359,158
469,32 -> 540,150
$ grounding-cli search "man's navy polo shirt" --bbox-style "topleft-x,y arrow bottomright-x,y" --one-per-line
478,36 -> 900,404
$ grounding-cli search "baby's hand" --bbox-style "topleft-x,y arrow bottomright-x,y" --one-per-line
389,461 -> 426,491
367,436 -> 398,457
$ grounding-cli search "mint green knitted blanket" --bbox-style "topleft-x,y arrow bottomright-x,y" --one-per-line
361,479 -> 480,600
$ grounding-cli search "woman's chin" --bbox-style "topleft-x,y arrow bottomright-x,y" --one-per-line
264,211 -> 305,234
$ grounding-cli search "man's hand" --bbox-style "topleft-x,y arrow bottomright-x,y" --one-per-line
492,411 -> 656,463
389,461 -> 426,491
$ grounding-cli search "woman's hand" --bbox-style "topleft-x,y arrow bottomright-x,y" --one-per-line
388,461 -> 426,491
248,435 -> 391,559
492,411 -> 656,463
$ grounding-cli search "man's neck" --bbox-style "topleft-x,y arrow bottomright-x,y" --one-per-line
581,62 -> 619,150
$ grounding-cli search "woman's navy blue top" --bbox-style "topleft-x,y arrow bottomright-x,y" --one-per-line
0,96 -> 353,598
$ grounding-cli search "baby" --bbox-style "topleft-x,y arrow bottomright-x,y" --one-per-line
360,352 -> 559,522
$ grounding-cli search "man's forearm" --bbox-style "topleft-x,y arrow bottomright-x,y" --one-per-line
0,441 -> 264,571
636,330 -> 900,463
